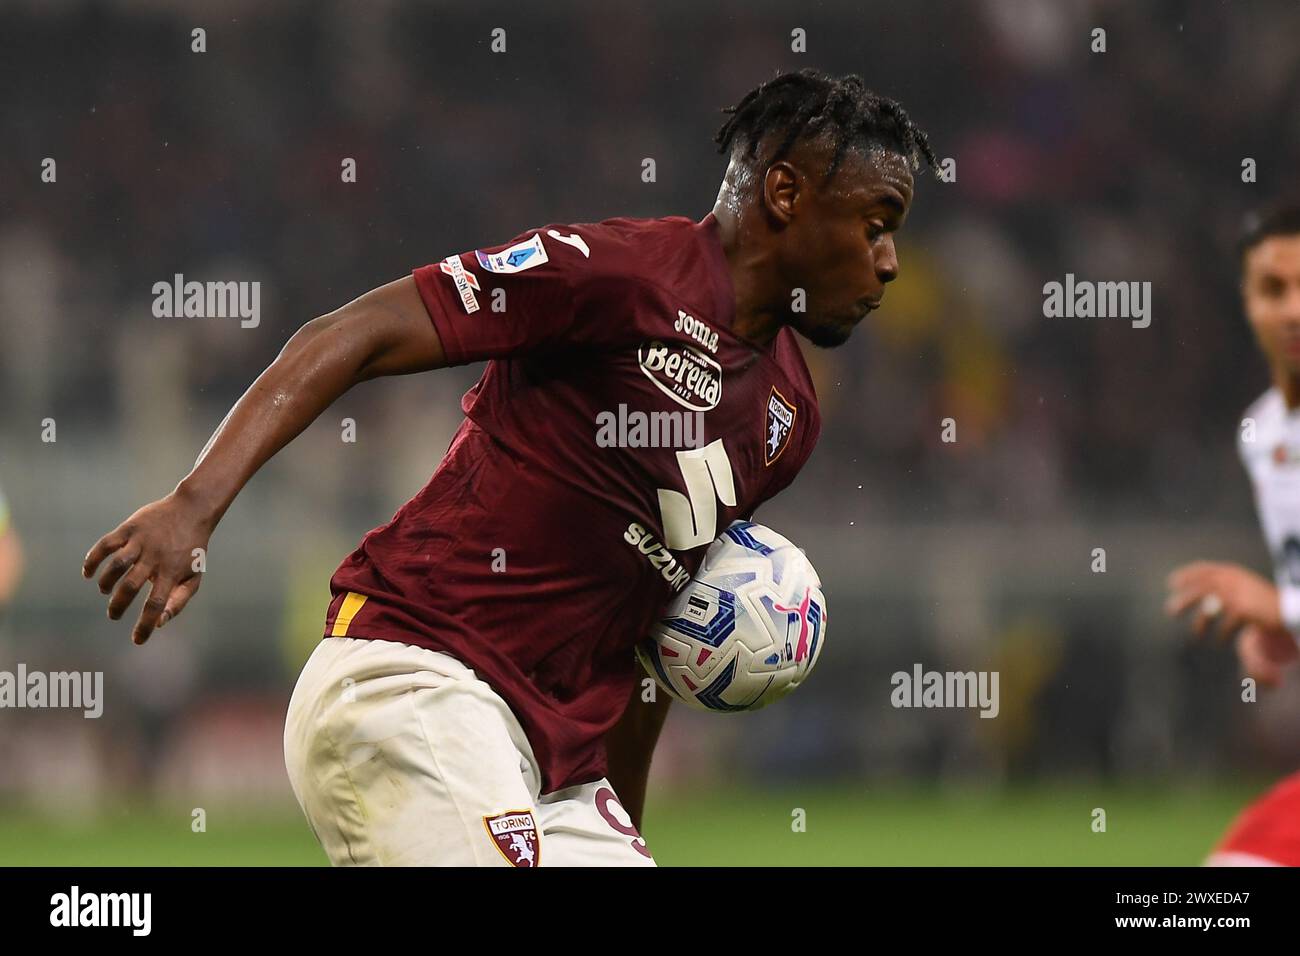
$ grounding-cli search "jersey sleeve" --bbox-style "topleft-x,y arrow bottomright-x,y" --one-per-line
412,224 -> 605,365
1239,404 -> 1300,647
1273,530 -> 1300,647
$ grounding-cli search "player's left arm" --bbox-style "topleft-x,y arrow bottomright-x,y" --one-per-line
604,659 -> 672,833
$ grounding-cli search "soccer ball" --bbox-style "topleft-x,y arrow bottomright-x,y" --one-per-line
636,520 -> 826,713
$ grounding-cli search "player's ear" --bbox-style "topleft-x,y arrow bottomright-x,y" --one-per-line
762,162 -> 800,225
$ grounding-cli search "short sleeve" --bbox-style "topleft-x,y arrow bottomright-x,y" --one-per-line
412,224 -> 601,365
0,487 -> 9,536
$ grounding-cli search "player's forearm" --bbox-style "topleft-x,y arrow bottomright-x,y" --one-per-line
174,278 -> 444,526
605,669 -> 672,832
1241,577 -> 1285,633
175,317 -> 369,523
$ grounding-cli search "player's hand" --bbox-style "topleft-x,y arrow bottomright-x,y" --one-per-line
1235,624 -> 1300,689
82,491 -> 213,645
1165,561 -> 1284,642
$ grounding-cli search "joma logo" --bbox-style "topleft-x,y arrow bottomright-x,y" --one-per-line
674,310 -> 719,354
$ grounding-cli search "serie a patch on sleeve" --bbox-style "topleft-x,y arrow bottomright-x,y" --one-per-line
475,233 -> 549,274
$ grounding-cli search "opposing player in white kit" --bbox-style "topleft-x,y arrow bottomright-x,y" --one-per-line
1167,201 -> 1300,866
1166,203 -> 1300,684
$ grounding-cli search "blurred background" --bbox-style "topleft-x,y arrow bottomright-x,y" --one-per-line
2,0 -> 1300,864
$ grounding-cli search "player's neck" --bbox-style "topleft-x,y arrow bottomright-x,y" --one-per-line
711,201 -> 784,350
1275,367 -> 1300,410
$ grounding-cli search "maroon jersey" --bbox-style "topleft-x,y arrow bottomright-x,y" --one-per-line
324,213 -> 820,793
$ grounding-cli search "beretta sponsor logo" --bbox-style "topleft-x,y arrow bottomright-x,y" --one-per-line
637,339 -> 722,411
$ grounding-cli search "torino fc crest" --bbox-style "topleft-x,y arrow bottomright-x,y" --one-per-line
483,810 -> 540,867
764,386 -> 796,466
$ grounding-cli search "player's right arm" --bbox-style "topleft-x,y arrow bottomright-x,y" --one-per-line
1165,563 -> 1300,686
82,276 -> 444,645
1165,400 -> 1300,685
1165,561 -> 1284,639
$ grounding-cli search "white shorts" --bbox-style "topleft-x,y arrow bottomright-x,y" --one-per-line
283,636 -> 656,867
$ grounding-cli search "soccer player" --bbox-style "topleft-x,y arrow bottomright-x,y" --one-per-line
82,69 -> 936,866
1166,201 -> 1300,866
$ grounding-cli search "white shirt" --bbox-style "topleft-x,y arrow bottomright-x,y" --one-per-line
1240,386 -> 1300,642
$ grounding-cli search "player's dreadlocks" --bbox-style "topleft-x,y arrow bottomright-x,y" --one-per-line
715,69 -> 939,185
